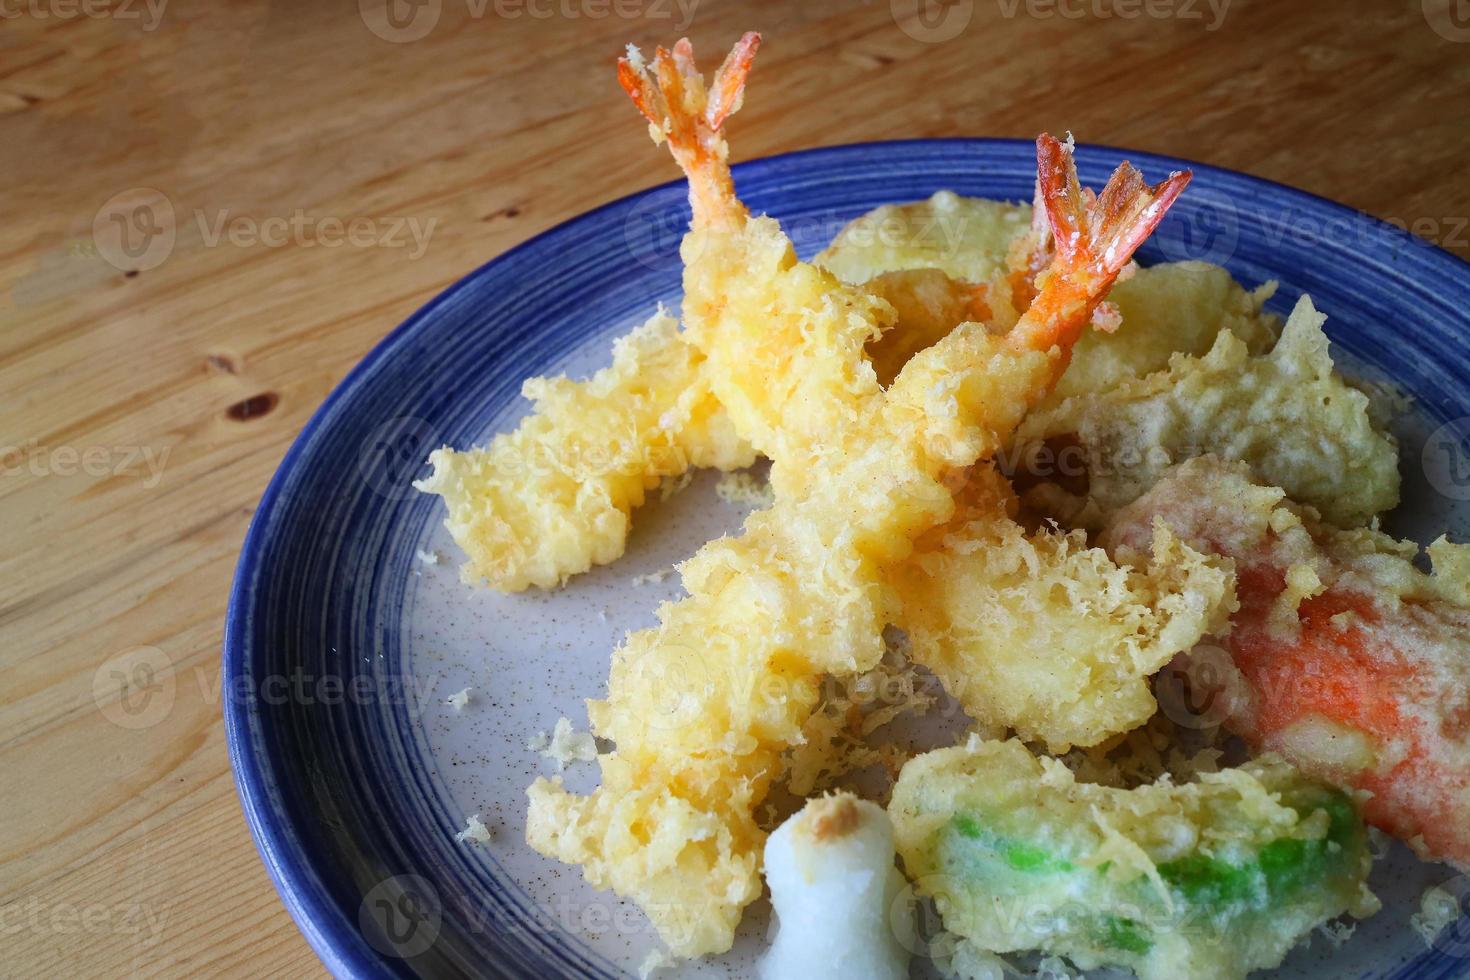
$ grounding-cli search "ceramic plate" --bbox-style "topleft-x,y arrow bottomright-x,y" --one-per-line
225,139 -> 1470,979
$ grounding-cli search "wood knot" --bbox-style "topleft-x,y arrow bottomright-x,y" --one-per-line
206,354 -> 238,375
226,392 -> 278,421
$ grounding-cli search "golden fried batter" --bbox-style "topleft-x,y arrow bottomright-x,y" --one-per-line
1017,295 -> 1399,528
894,466 -> 1235,752
414,312 -> 752,589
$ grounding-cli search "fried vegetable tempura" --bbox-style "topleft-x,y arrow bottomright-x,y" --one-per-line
815,190 -> 1028,286
1104,456 -> 1470,869
1018,295 -> 1400,528
895,465 -> 1236,752
891,738 -> 1378,980
1048,259 -> 1278,402
820,198 -> 1281,404
526,33 -> 1190,957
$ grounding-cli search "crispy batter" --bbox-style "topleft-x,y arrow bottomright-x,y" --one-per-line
1104,456 -> 1470,868
524,292 -> 1062,957
1018,296 -> 1399,528
1048,259 -> 1278,403
422,196 -> 1284,592
894,465 -> 1236,752
819,195 -> 1280,403
814,191 -> 1029,286
415,312 -> 752,589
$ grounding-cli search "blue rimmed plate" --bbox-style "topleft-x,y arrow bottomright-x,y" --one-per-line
224,139 -> 1470,979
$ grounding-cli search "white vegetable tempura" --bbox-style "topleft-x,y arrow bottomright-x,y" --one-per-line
760,794 -> 911,980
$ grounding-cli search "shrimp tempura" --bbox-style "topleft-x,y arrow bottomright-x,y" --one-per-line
416,238 -> 1000,590
414,312 -> 753,589
526,32 -> 1191,957
1104,455 -> 1470,869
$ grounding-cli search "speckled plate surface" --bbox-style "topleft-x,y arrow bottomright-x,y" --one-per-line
224,139 -> 1470,979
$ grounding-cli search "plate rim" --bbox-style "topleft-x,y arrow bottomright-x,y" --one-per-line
223,136 -> 1470,979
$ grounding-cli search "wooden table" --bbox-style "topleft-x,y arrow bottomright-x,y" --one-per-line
2,0 -> 1466,975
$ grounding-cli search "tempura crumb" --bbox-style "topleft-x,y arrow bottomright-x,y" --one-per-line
714,469 -> 774,507
660,470 -> 694,501
932,931 -> 1011,980
1411,883 -> 1462,949
415,548 -> 440,566
528,717 -> 598,770
1316,919 -> 1356,949
786,646 -> 938,797
455,813 -> 492,845
638,947 -> 677,979
1061,714 -> 1230,789
630,568 -> 672,586
446,687 -> 473,711
1036,956 -> 1079,980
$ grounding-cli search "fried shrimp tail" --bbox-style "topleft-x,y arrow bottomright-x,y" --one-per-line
1007,135 -> 1190,373
618,32 -> 760,228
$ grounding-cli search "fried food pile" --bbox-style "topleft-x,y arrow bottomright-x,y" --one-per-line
417,29 -> 1470,979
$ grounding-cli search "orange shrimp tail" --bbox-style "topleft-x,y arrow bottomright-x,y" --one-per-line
1040,134 -> 1187,287
1008,134 -> 1190,357
616,32 -> 760,226
1005,176 -> 1054,311
708,33 -> 760,129
1036,133 -> 1190,284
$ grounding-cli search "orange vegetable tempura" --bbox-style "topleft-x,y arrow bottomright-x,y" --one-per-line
1105,455 -> 1470,870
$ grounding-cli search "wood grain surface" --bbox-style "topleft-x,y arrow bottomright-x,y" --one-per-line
2,0 -> 1467,975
